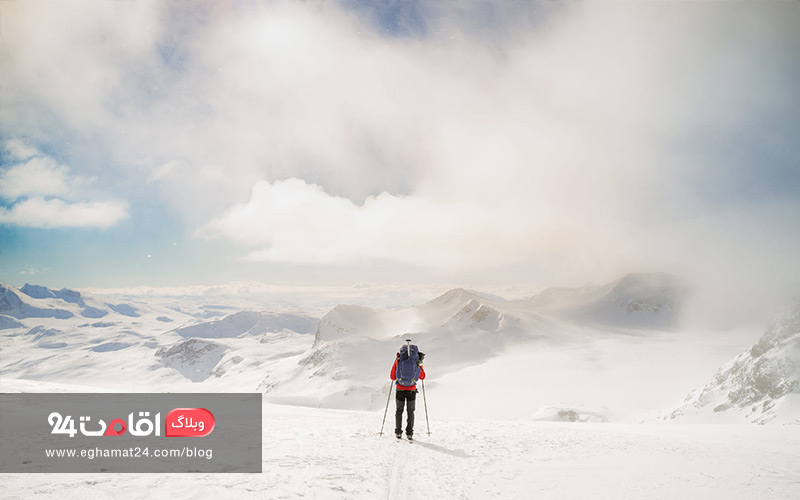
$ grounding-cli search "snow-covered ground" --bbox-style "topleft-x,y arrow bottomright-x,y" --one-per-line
2,393 -> 798,500
2,274 -> 799,498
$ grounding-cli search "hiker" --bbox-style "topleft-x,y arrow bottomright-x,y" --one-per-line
390,342 -> 425,440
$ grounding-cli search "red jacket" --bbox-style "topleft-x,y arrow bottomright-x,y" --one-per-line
390,357 -> 426,391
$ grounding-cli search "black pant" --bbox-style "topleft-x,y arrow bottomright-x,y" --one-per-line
395,389 -> 417,436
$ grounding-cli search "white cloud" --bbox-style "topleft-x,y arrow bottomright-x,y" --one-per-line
0,156 -> 73,200
3,138 -> 40,161
202,178 -> 503,267
172,2 -> 799,290
201,177 -> 635,273
0,139 -> 126,229
0,197 -> 128,229
19,266 -> 51,276
0,139 -> 99,201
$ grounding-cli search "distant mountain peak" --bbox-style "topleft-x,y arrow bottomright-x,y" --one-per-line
431,288 -> 476,304
524,272 -> 685,330
609,272 -> 684,293
20,283 -> 57,299
427,287 -> 507,308
0,284 -> 74,320
4,283 -> 129,320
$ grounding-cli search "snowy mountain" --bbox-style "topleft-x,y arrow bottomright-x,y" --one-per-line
0,282 -> 319,391
1,278 -> 797,500
0,283 -> 143,320
313,288 -> 527,344
311,273 -> 686,352
0,315 -> 25,330
522,273 -> 685,330
1,284 -> 74,320
0,275 -> 774,423
175,310 -> 317,339
257,287 -> 549,408
258,274 -> 693,414
666,299 -> 800,424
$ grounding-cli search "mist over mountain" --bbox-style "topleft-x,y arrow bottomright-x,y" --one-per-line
522,273 -> 685,330
1,273 -> 796,423
257,272 -> 702,413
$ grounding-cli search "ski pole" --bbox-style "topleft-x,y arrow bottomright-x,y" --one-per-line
421,379 -> 430,436
379,381 -> 395,436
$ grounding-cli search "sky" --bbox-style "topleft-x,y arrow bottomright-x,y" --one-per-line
1,0 -> 799,318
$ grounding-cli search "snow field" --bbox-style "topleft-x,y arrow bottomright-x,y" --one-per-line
2,278 -> 800,498
2,402 -> 799,500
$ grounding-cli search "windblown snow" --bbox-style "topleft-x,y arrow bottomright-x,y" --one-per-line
1,275 -> 799,499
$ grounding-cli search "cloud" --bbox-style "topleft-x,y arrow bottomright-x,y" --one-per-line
0,197 -> 128,229
0,156 -> 72,201
201,178 -> 512,268
3,138 -> 39,161
19,266 -> 51,276
0,139 -> 127,229
187,2 -> 799,320
2,0 -> 799,308
0,139 -> 98,201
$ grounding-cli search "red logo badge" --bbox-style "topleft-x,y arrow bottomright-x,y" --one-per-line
164,408 -> 215,437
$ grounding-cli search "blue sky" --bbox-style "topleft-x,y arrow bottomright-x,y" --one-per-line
1,1 -> 799,311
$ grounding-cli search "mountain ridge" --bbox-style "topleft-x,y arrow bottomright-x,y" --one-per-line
667,299 -> 800,424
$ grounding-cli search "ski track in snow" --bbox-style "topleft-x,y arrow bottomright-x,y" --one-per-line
386,437 -> 411,500
2,402 -> 799,500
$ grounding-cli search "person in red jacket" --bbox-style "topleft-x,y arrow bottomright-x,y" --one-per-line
390,348 -> 425,440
